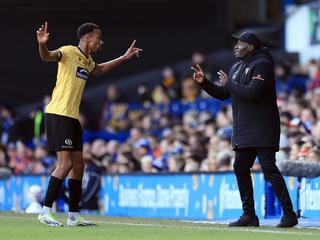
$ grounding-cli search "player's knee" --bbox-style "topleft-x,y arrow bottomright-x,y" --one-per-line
56,160 -> 73,173
73,160 -> 84,171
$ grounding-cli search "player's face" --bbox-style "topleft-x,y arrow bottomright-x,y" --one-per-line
233,40 -> 252,59
89,29 -> 104,53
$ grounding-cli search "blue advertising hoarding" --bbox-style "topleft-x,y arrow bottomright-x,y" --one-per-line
264,176 -> 298,218
101,172 -> 265,220
1,173 -> 319,220
300,176 -> 320,218
0,175 -> 48,211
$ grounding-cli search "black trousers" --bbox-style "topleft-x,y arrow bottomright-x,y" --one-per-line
233,147 -> 294,216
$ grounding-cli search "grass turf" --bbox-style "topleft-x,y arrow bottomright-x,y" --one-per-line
0,212 -> 319,240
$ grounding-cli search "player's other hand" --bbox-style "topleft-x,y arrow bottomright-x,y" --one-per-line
122,40 -> 143,60
191,64 -> 205,83
36,22 -> 50,44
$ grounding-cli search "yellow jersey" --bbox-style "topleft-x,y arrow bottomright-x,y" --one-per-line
45,45 -> 96,119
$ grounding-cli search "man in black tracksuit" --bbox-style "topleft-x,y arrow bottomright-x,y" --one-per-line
191,32 -> 298,228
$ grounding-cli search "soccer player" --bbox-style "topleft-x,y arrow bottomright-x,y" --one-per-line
36,22 -> 142,227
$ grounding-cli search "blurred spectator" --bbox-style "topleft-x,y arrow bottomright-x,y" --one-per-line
34,95 -> 51,142
140,155 -> 157,173
298,142 -> 313,161
305,59 -> 318,80
161,67 -> 181,99
116,144 -> 139,173
181,77 -> 199,103
81,143 -> 104,214
167,145 -> 184,172
276,134 -> 291,164
200,153 -> 219,172
0,105 -> 15,145
16,95 -> 51,148
306,59 -> 320,90
134,138 -> 157,173
9,141 -> 33,174
137,84 -> 152,104
287,100 -> 305,118
183,110 -> 198,133
216,151 -> 233,171
127,127 -> 143,145
152,85 -> 171,105
275,64 -> 290,95
25,185 -> 43,214
184,149 -> 201,172
308,146 -> 320,163
289,143 -> 301,161
192,52 -> 212,79
0,144 -> 11,178
100,85 -> 123,129
286,63 -> 308,95
90,139 -> 109,171
168,154 -> 184,172
105,140 -> 119,164
32,141 -> 56,174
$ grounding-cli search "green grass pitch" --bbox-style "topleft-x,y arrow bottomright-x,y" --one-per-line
0,212 -> 319,240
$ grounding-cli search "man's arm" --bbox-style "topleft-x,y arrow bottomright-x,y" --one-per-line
92,40 -> 142,76
191,65 -> 230,100
199,78 -> 230,100
36,22 -> 60,62
225,63 -> 273,102
92,56 -> 126,76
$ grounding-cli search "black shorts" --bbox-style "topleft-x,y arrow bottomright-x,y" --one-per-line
45,113 -> 83,152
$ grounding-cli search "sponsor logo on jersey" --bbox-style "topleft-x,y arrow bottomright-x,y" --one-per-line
76,67 -> 89,80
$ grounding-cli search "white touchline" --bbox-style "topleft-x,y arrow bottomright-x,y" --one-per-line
96,220 -> 320,237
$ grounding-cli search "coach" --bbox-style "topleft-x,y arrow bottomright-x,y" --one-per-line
191,32 -> 298,228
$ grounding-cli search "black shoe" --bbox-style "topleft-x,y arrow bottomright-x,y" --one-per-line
228,214 -> 259,227
276,212 -> 298,228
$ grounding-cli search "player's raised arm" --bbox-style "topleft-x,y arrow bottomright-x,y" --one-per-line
36,22 -> 60,62
92,40 -> 143,76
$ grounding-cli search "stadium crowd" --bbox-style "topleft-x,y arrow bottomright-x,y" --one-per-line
1,52 -> 320,177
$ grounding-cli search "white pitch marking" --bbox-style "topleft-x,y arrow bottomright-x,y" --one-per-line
96,220 -> 320,237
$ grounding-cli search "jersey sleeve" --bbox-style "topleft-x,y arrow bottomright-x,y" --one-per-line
58,45 -> 74,63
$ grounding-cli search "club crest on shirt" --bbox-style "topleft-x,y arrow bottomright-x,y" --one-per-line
232,69 -> 239,80
76,66 -> 89,80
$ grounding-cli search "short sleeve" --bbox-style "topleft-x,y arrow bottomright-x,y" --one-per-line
58,45 -> 74,63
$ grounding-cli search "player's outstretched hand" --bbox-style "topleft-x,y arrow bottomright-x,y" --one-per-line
36,22 -> 50,44
191,64 -> 205,83
122,40 -> 143,60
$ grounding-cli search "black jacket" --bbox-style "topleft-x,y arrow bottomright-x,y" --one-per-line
199,48 -> 280,150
